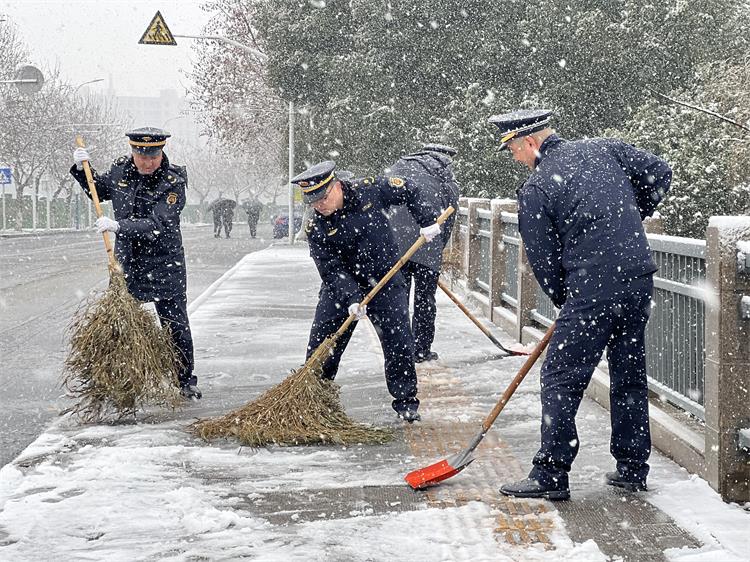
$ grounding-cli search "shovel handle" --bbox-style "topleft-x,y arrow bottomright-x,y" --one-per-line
481,322 -> 555,433
437,279 -> 526,355
75,136 -> 117,271
334,206 -> 455,338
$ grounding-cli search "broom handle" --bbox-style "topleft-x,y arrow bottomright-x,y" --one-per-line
75,136 -> 117,270
481,322 -> 555,433
333,205 -> 455,339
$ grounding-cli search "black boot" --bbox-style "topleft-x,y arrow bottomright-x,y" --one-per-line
605,471 -> 647,492
393,399 -> 421,423
180,384 -> 202,400
500,477 -> 570,501
414,351 -> 439,363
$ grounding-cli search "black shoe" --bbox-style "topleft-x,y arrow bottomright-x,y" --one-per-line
500,478 -> 570,501
415,351 -> 439,363
605,471 -> 647,492
180,384 -> 202,400
393,399 -> 421,423
396,409 -> 421,423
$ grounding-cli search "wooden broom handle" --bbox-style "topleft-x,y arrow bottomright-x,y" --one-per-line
75,136 -> 117,270
335,205 -> 455,337
481,322 -> 555,432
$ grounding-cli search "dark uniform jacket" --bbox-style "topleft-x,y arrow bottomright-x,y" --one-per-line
306,177 -> 439,319
518,134 -> 672,307
70,153 -> 188,302
387,152 -> 460,272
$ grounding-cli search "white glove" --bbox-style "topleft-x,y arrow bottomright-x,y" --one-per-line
420,222 -> 441,243
73,147 -> 90,170
348,302 -> 367,320
95,216 -> 119,234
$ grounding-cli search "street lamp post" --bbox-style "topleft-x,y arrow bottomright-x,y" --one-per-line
72,78 -> 105,96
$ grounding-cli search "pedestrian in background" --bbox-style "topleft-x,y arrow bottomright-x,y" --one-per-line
488,109 -> 671,500
386,144 -> 460,363
207,197 -> 224,238
242,195 -> 263,238
71,127 -> 202,400
221,199 -> 236,239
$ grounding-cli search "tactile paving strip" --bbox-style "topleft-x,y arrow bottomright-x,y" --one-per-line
405,363 -> 556,548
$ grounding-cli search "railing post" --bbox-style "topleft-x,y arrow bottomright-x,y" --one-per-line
643,215 -> 664,234
489,199 -> 517,324
517,238 -> 538,343
704,216 -> 750,503
466,198 -> 483,291
454,196 -> 469,278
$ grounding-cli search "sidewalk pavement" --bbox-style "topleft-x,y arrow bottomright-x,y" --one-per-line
1,244 -> 747,562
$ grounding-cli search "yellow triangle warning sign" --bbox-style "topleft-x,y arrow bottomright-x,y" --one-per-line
139,11 -> 177,46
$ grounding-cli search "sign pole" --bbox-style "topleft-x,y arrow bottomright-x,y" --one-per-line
288,100 -> 295,244
32,185 -> 37,231
45,176 -> 51,230
1,183 -> 5,231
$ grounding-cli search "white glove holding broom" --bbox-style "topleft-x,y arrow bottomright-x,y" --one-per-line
73,147 -> 90,170
95,216 -> 119,234
420,222 -> 441,243
348,302 -> 367,320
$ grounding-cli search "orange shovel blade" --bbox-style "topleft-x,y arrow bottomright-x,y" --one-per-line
404,456 -> 474,490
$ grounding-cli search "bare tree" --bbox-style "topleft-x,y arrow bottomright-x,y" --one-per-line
186,0 -> 285,187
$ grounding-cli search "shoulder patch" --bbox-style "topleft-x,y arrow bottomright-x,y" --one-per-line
388,176 -> 406,188
167,165 -> 187,184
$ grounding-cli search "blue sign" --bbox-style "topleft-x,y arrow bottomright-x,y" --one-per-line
0,167 -> 11,185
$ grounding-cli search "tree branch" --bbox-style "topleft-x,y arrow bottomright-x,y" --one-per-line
648,88 -> 750,134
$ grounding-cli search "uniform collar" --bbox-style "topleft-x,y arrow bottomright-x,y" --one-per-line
534,134 -> 563,169
340,181 -> 360,213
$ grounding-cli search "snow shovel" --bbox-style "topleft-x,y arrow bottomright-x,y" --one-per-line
404,321 -> 555,490
437,279 -> 530,356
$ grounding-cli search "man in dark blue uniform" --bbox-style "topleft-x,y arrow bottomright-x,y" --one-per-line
292,161 -> 442,422
488,110 -> 672,499
386,144 -> 460,362
71,127 -> 201,400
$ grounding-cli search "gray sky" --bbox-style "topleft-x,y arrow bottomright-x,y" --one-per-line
1,0 -> 212,97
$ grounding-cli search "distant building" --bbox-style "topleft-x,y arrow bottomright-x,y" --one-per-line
102,85 -> 203,146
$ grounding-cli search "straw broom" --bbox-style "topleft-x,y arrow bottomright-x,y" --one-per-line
192,206 -> 455,447
62,136 -> 182,422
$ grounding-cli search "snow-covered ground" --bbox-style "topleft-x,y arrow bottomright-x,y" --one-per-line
0,246 -> 746,561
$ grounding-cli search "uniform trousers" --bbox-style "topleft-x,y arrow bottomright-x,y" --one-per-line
154,295 -> 196,387
306,285 -> 418,409
530,275 -> 653,487
401,261 -> 440,357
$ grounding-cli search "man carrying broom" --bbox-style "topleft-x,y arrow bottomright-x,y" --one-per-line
292,161 -> 442,423
71,127 -> 202,400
